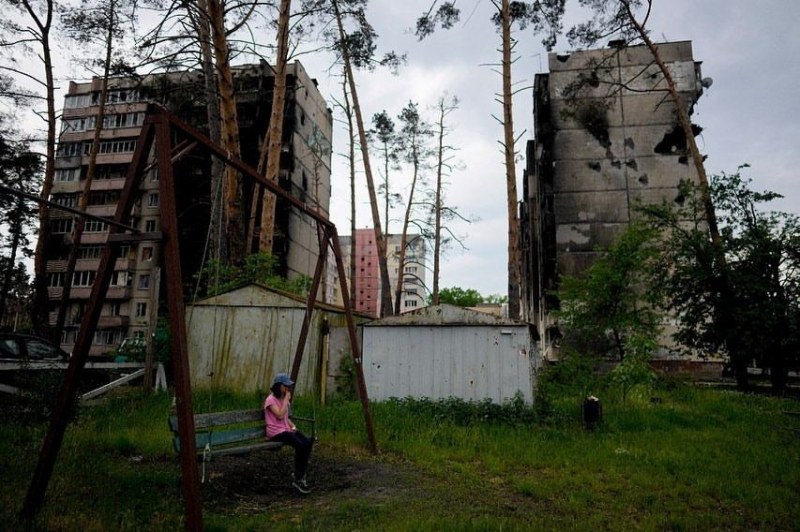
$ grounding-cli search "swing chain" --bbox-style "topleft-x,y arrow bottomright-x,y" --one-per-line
201,443 -> 211,483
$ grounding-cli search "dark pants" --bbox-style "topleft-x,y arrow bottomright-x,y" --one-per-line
271,430 -> 313,480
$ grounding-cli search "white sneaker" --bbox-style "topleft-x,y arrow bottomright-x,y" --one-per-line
292,477 -> 310,495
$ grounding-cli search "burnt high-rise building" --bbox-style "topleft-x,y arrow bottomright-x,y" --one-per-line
524,41 -> 709,359
43,61 -> 333,355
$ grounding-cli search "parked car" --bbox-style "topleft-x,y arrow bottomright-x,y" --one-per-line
0,333 -> 69,363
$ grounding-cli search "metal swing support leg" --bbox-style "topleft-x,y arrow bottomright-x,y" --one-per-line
20,110 -> 205,531
155,112 -> 204,530
329,226 -> 378,453
290,226 -> 330,382
288,225 -> 377,453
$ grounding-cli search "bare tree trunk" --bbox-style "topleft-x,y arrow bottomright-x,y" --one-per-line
432,103 -> 446,305
27,0 -> 57,338
623,4 -> 720,251
382,145 -> 390,235
393,152 -> 420,314
340,75 -> 358,310
193,0 -> 225,260
55,3 -> 116,337
332,0 -> 393,316
207,0 -> 245,263
500,0 -> 521,319
621,1 -> 739,384
252,0 -> 291,253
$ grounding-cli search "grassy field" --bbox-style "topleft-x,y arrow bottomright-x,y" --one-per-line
1,377 -> 799,531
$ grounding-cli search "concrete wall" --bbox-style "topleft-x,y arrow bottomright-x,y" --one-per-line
527,41 -> 707,331
547,41 -> 704,277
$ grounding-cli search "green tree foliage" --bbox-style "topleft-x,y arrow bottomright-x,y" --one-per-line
302,0 -> 405,317
0,124 -> 41,328
431,286 -> 483,307
557,223 -> 661,362
643,168 -> 800,391
566,0 -> 647,48
368,110 -> 401,234
393,101 -> 433,313
0,258 -> 31,330
426,287 -> 509,307
193,251 -> 311,298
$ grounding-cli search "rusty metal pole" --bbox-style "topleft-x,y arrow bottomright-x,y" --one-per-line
289,228 -> 330,383
21,121 -> 156,520
161,107 -> 378,452
329,226 -> 378,453
154,111 -> 204,531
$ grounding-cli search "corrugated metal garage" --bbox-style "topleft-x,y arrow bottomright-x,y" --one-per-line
362,305 -> 538,403
185,283 -> 357,394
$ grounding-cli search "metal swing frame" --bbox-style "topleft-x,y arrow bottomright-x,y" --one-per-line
20,104 -> 377,531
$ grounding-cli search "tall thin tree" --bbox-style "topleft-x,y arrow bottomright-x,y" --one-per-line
251,0 -> 292,253
416,0 -> 565,319
394,101 -> 432,314
2,0 -> 59,336
331,0 -> 394,315
0,131 -> 40,324
369,110 -> 399,235
431,94 -> 459,305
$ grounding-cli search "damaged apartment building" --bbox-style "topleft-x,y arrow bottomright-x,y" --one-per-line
44,61 -> 332,355
523,41 -> 711,360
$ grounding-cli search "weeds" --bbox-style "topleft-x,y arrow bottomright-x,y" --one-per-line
0,382 -> 798,530
385,393 -> 536,427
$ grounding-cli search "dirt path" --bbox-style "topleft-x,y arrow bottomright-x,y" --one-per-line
201,444 -> 421,515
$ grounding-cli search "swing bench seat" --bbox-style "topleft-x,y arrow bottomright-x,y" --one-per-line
168,409 -> 316,460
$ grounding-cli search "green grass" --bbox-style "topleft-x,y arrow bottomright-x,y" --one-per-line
1,382 -> 798,530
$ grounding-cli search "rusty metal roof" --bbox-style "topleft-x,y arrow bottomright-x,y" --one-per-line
364,304 -> 529,327
188,282 -> 371,318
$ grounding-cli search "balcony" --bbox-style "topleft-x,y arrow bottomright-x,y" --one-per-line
69,287 -> 93,299
75,258 -> 100,271
50,181 -> 82,195
47,287 -> 63,299
55,155 -> 82,167
87,205 -> 117,217
46,260 -> 67,273
97,315 -> 130,328
67,286 -> 132,300
96,153 -> 135,165
48,310 -> 130,328
90,178 -> 126,191
47,208 -> 74,220
79,232 -> 109,245
106,286 -> 133,299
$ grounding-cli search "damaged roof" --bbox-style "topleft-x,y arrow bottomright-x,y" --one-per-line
365,304 -> 529,327
188,282 -> 370,317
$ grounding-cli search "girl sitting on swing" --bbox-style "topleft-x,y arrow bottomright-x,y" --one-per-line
264,372 -> 314,494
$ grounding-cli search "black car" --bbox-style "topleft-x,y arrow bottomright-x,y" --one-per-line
0,333 -> 69,363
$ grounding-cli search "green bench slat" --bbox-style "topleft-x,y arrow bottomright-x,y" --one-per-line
205,441 -> 285,458
201,426 -> 266,447
168,408 -> 316,458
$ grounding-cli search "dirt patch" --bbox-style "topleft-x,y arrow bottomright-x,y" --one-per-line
200,445 -> 419,515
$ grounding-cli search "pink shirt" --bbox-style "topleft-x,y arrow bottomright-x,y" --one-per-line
264,394 -> 292,439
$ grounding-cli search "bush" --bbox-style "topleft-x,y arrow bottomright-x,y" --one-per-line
386,393 -> 537,427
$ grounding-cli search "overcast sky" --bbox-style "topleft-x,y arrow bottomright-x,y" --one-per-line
13,1 -> 798,299
298,0 -> 800,298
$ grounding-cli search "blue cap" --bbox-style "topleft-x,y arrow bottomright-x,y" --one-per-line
273,373 -> 294,387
